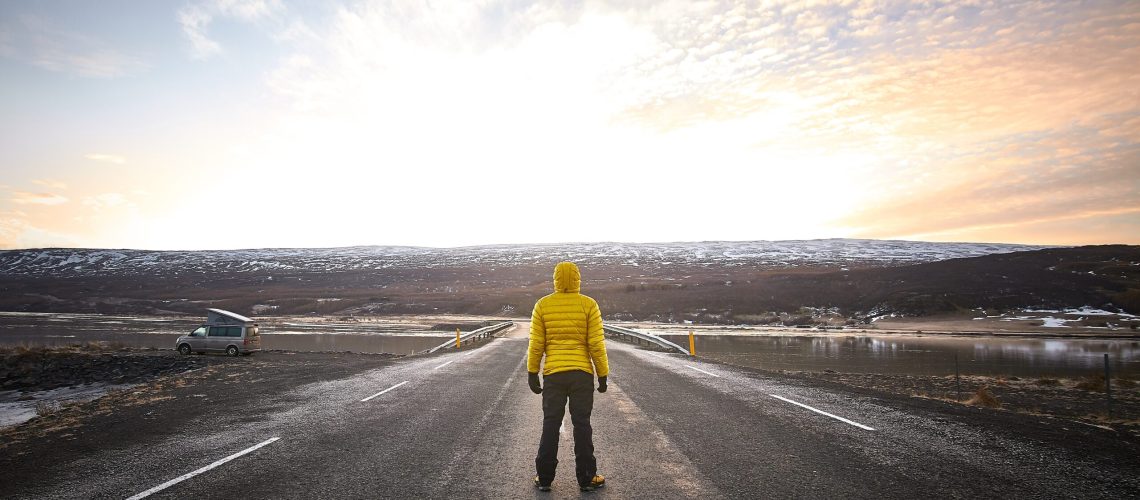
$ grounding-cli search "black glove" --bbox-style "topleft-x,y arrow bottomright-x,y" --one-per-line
597,376 -> 607,393
528,372 -> 542,394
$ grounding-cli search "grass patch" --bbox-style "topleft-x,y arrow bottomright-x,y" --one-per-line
1075,374 -> 1107,391
1035,378 -> 1061,387
965,386 -> 1002,409
0,341 -> 132,356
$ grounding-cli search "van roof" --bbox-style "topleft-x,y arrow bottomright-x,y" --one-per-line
206,308 -> 254,325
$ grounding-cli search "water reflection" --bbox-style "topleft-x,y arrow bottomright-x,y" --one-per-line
660,334 -> 1140,377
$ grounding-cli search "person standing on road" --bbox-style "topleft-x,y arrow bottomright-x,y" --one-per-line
528,261 -> 610,493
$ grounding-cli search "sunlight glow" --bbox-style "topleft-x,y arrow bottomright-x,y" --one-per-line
1,1 -> 1137,249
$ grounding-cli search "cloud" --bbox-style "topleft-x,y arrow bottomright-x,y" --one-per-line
32,179 -> 68,190
11,191 -> 68,205
82,192 -> 133,210
84,153 -> 126,164
0,215 -> 26,249
0,15 -> 144,78
593,0 -> 1140,243
216,0 -> 1137,246
178,0 -> 283,59
0,213 -> 84,249
179,6 -> 221,59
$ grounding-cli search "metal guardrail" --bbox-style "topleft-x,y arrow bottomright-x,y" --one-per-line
603,324 -> 690,355
426,321 -> 514,354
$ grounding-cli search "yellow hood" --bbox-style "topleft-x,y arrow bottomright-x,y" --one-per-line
553,261 -> 581,293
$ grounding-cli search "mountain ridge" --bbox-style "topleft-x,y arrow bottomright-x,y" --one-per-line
0,239 -> 1050,277
2,240 -> 1136,322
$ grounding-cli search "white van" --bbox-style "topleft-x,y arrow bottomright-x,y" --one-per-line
175,308 -> 262,356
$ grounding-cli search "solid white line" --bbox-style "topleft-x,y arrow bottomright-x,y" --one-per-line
361,381 -> 409,402
125,437 -> 280,500
433,360 -> 455,370
685,365 -> 720,377
769,394 -> 876,431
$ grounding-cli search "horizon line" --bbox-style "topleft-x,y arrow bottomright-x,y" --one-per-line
0,237 -> 1091,253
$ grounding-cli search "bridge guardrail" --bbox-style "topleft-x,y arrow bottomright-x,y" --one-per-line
426,321 -> 514,354
603,324 -> 690,355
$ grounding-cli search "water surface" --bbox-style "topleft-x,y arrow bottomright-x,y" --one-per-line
660,334 -> 1139,377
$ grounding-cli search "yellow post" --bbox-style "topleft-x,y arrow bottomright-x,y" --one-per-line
456,328 -> 461,349
688,331 -> 696,356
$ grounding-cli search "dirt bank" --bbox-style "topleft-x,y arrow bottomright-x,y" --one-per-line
0,347 -> 402,455
1,345 -> 219,392
740,365 -> 1140,438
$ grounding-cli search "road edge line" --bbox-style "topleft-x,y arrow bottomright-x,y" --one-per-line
685,365 -> 720,377
125,437 -> 280,500
769,394 -> 876,431
361,380 -> 409,402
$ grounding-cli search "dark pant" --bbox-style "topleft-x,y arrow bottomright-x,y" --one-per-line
535,370 -> 596,486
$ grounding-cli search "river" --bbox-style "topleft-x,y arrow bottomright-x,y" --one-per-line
660,333 -> 1139,378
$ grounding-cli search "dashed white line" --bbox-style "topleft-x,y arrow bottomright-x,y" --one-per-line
125,437 -> 280,500
433,360 -> 456,370
361,381 -> 409,402
685,365 -> 720,377
769,394 -> 876,431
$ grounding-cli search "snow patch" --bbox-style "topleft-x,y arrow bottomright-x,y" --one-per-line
0,383 -> 135,428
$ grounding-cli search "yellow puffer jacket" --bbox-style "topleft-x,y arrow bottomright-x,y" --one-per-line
527,262 -> 610,377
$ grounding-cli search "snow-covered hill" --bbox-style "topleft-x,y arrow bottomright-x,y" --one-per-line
0,239 -> 1049,277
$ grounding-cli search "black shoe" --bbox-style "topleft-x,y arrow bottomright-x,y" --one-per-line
534,476 -> 551,492
580,475 -> 606,492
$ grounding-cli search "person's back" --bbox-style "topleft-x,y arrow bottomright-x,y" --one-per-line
527,261 -> 609,492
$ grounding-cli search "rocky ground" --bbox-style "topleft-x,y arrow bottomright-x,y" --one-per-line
0,345 -> 216,392
0,346 -> 402,453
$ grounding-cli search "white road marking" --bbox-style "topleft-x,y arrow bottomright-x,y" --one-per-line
433,360 -> 456,370
125,437 -> 280,500
361,381 -> 409,402
769,394 -> 876,431
685,365 -> 720,377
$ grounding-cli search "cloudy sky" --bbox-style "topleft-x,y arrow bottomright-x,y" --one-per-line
1,0 -> 1137,250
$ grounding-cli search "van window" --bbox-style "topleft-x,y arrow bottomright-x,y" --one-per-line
209,326 -> 243,337
247,326 -> 259,337
190,327 -> 206,337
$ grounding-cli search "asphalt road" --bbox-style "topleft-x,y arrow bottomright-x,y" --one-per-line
4,325 -> 1139,499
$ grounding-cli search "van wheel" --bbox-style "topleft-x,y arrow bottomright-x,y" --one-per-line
226,346 -> 239,357
178,344 -> 192,355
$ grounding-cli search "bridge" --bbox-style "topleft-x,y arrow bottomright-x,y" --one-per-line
2,322 -> 1136,498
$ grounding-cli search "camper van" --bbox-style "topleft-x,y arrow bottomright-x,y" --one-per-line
175,308 -> 262,356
